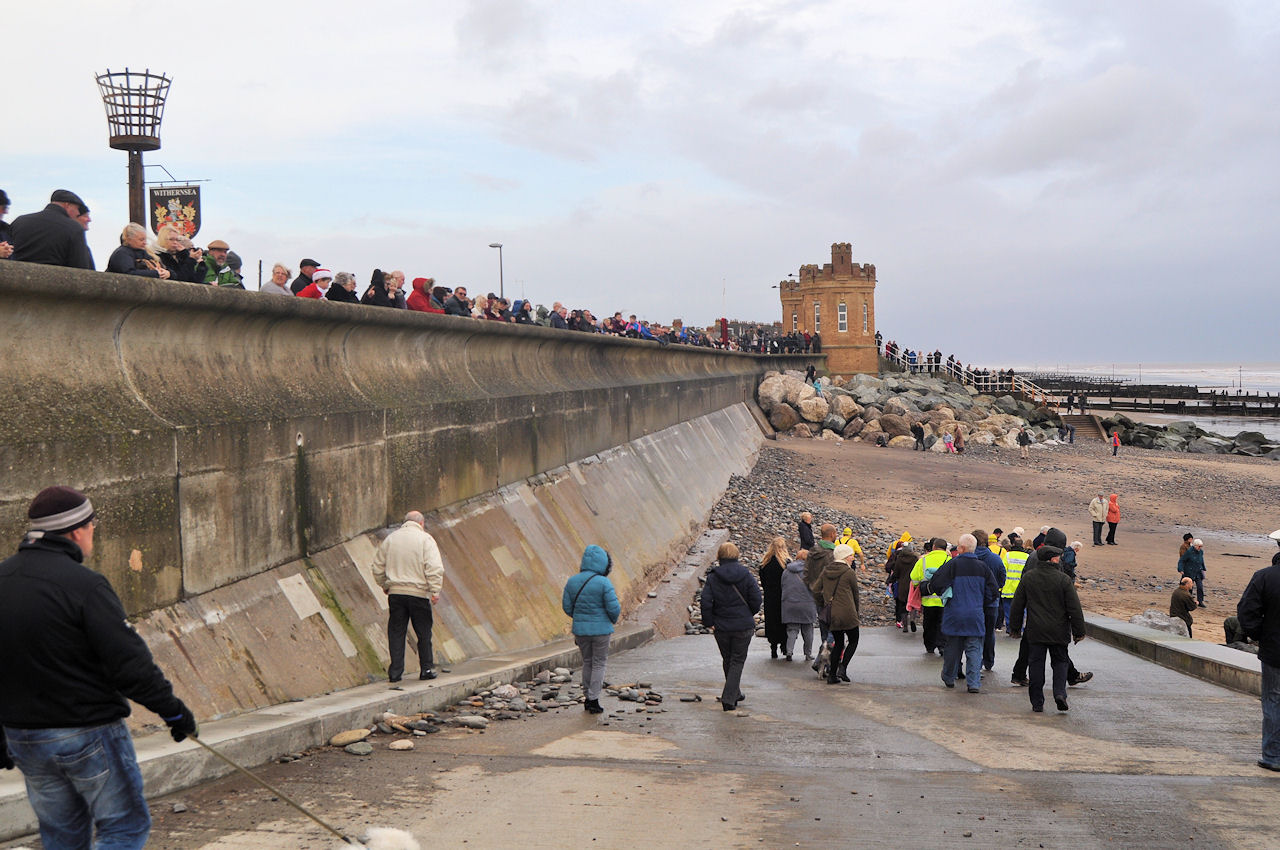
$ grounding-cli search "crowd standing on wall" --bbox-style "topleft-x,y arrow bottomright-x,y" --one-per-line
1,188 -> 794,351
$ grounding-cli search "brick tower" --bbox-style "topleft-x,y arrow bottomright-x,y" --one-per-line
778,242 -> 877,375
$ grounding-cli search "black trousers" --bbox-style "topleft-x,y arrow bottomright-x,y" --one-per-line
1092,521 -> 1104,545
1013,635 -> 1079,682
922,606 -> 943,652
1106,522 -> 1118,544
828,628 -> 860,680
1028,643 -> 1069,709
387,594 -> 435,680
983,609 -> 997,670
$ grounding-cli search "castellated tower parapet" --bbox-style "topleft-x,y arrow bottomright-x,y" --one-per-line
779,242 -> 878,375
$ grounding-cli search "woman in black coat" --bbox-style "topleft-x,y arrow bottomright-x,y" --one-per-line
758,537 -> 790,658
361,269 -> 396,307
107,223 -> 169,279
154,224 -> 203,283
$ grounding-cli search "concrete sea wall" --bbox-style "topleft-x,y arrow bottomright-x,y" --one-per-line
0,262 -> 815,724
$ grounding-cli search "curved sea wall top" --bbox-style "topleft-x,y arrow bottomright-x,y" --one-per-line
0,261 -> 813,616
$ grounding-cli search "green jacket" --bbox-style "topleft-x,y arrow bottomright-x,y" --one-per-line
201,255 -> 242,287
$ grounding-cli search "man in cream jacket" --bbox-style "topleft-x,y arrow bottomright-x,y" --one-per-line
373,511 -> 446,682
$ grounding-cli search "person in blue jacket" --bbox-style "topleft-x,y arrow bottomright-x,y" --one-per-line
562,545 -> 621,714
701,542 -> 763,711
922,533 -> 1000,693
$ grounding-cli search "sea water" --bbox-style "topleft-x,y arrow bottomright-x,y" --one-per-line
1010,361 -> 1280,442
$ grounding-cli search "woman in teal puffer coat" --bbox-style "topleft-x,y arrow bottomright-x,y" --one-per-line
563,545 -> 621,714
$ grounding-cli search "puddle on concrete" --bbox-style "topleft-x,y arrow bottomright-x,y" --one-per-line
530,729 -> 678,760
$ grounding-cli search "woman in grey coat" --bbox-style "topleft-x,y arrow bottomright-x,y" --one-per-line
780,553 -> 818,661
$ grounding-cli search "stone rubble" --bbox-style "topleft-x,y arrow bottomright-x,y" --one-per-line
696,445 -> 900,629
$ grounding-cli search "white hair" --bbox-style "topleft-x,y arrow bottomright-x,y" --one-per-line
1071,541 -> 1082,551
1193,538 -> 1202,546
404,510 -> 425,525
1040,526 -> 1050,533
958,533 -> 977,551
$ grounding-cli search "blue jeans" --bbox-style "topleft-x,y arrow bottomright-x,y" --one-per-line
1263,661 -> 1280,767
941,634 -> 983,690
3,720 -> 150,849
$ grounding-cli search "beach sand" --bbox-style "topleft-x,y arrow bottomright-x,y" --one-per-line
771,436 -> 1280,631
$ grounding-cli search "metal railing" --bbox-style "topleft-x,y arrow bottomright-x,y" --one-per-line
879,346 -> 1058,409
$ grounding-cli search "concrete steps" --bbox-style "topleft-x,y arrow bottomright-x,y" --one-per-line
1062,414 -> 1106,441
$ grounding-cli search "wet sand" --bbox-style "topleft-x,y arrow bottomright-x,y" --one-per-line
772,436 -> 1280,629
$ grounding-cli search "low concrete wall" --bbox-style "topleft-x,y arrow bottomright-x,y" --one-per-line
1085,613 -> 1262,696
0,262 -> 816,617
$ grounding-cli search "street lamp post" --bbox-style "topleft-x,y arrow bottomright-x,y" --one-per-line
488,243 -> 504,300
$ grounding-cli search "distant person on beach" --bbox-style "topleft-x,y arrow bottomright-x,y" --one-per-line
1178,538 -> 1207,607
1180,532 -> 1195,558
373,511 -> 445,683
1089,493 -> 1107,546
701,542 -> 761,711
1111,431 -> 1121,456
836,527 -> 866,571
1235,544 -> 1280,772
1078,394 -> 1089,413
953,425 -> 965,454
943,431 -> 955,453
1065,393 -> 1076,414
1105,494 -> 1121,545
1017,427 -> 1032,459
1171,577 -> 1197,637
911,421 -> 927,451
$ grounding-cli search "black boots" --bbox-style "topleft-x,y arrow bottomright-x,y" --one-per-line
584,698 -> 604,714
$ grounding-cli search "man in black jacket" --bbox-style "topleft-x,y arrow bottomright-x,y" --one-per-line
9,189 -> 95,269
444,286 -> 471,316
291,258 -> 320,294
0,486 -> 196,848
1009,535 -> 1086,712
1237,536 -> 1280,772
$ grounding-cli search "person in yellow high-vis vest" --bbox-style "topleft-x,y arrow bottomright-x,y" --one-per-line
1000,540 -> 1030,635
910,537 -> 950,654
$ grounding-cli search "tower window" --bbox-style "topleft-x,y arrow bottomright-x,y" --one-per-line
863,302 -> 869,333
813,303 -> 820,334
838,302 -> 847,332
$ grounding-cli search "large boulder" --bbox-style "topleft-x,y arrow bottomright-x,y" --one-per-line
954,407 -> 986,424
1187,436 -> 1232,454
1266,448 -> 1280,461
1166,420 -> 1203,437
887,435 -> 915,449
883,396 -> 919,417
1129,431 -> 1157,450
994,395 -> 1022,416
783,379 -> 817,407
822,413 -> 847,433
830,394 -> 863,421
968,430 -> 998,446
1129,609 -> 1189,637
878,413 -> 912,438
852,386 -> 886,406
818,428 -> 842,442
1026,406 -> 1059,425
788,422 -> 815,438
756,375 -> 789,413
1233,442 -> 1265,457
1234,431 -> 1268,446
995,431 -> 1020,448
862,406 -> 883,422
769,403 -> 800,431
1153,434 -> 1188,451
841,417 -> 866,438
797,396 -> 831,423
861,419 -> 883,436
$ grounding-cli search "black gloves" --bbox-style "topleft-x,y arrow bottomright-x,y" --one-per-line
0,727 -> 13,770
163,704 -> 198,743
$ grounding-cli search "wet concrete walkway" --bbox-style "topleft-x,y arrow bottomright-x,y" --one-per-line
3,628 -> 1274,849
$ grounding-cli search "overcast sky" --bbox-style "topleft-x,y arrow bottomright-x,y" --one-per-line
6,1 -> 1278,364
